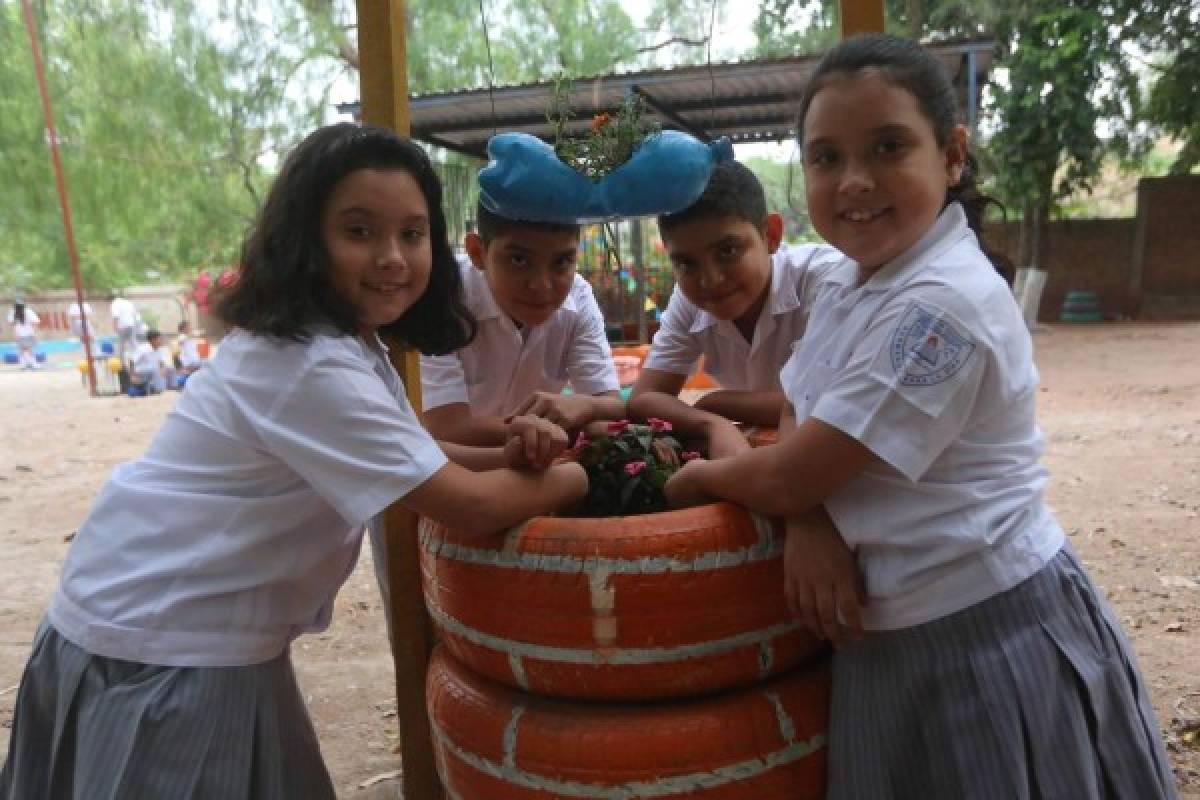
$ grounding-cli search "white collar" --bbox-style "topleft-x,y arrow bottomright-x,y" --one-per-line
856,203 -> 971,291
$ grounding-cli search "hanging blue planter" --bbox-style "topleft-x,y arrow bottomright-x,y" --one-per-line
479,131 -> 735,224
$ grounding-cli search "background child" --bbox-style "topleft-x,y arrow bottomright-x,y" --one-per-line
420,202 -> 623,444
628,161 -> 840,457
127,329 -> 167,395
665,34 -> 1176,799
6,301 -> 40,371
175,319 -> 204,383
108,291 -> 139,366
0,123 -> 587,799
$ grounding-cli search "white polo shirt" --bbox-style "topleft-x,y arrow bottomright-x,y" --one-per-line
7,308 -> 39,339
780,203 -> 1064,631
49,328 -> 448,667
643,244 -> 842,390
420,259 -> 619,417
130,341 -> 160,375
179,334 -> 203,369
110,296 -> 138,330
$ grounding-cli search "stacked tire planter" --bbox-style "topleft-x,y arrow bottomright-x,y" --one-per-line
422,500 -> 832,799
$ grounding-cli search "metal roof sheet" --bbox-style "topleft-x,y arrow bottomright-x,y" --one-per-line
340,38 -> 994,158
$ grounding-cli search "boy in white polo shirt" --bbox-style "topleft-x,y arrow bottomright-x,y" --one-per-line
420,203 -> 624,445
628,160 -> 840,456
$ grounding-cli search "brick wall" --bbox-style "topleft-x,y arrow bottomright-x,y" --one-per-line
984,174 -> 1200,321
984,219 -> 1136,321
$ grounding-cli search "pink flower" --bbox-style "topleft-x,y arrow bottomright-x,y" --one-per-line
624,460 -> 647,476
607,420 -> 630,434
647,417 -> 673,433
681,451 -> 702,462
572,432 -> 590,452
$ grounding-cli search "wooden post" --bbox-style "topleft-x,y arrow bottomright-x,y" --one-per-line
838,0 -> 886,37
355,1 -> 443,797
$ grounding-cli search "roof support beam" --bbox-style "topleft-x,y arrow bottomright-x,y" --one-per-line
630,85 -> 710,141
355,2 -> 443,799
839,0 -> 886,37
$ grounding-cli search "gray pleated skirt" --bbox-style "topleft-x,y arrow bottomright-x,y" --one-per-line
1,621 -> 336,800
827,546 -> 1178,799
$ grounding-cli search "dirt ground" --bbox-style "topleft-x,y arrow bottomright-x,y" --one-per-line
1,322 -> 1198,798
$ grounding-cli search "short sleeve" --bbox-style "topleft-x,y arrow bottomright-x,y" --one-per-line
255,353 -> 448,527
420,352 -> 470,411
565,282 -> 619,394
812,299 -> 987,482
642,287 -> 704,375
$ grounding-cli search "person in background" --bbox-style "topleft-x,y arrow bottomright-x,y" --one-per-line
128,329 -> 167,395
175,319 -> 204,385
109,292 -> 139,367
66,299 -> 95,341
6,301 -> 41,371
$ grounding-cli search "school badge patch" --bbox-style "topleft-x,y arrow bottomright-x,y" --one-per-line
889,302 -> 976,387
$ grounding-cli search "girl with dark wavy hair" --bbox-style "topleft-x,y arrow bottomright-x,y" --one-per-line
1,124 -> 586,798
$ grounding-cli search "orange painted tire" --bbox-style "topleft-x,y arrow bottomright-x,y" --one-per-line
420,503 -> 825,701
429,646 -> 829,799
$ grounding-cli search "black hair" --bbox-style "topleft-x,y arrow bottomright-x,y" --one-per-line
656,160 -> 769,234
11,302 -> 25,326
796,34 -> 1012,283
216,123 -> 476,354
146,329 -> 162,341
474,202 -> 580,246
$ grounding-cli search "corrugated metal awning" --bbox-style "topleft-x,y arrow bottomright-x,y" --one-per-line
339,38 -> 994,159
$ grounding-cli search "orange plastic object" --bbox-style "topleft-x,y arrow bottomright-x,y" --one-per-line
682,355 -> 718,389
428,646 -> 830,799
196,338 -> 210,359
420,503 -> 825,701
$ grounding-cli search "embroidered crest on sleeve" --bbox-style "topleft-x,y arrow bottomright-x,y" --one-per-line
889,302 -> 976,387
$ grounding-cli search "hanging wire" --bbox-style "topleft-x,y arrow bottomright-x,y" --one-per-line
706,0 -> 718,133
477,0 -> 498,136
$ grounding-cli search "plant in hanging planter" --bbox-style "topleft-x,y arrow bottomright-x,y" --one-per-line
547,74 -> 660,183
570,418 -> 702,517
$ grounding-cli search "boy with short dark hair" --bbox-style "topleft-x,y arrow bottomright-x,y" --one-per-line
129,329 -> 167,395
628,161 -> 841,456
420,203 -> 624,445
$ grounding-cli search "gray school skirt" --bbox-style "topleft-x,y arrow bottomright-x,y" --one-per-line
827,546 -> 1178,799
1,621 -> 336,800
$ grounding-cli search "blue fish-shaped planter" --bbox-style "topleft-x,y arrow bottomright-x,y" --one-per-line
479,131 -> 735,224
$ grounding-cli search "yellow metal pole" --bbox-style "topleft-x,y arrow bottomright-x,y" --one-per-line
355,1 -> 443,798
838,0 -> 886,37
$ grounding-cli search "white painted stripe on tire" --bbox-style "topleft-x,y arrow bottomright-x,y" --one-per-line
432,719 -> 825,799
429,602 -> 801,666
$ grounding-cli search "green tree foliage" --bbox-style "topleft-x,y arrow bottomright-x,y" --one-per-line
986,3 -> 1139,264
303,0 -> 643,92
1119,0 -> 1199,175
752,0 -> 1194,263
1,0 -> 340,292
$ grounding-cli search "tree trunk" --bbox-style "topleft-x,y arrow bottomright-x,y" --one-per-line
906,0 -> 923,39
1018,199 -> 1033,267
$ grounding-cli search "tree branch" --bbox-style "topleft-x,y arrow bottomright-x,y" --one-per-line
636,35 -> 709,54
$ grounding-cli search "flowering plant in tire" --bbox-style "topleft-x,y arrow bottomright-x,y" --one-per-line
547,74 -> 660,182
570,418 -> 701,517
